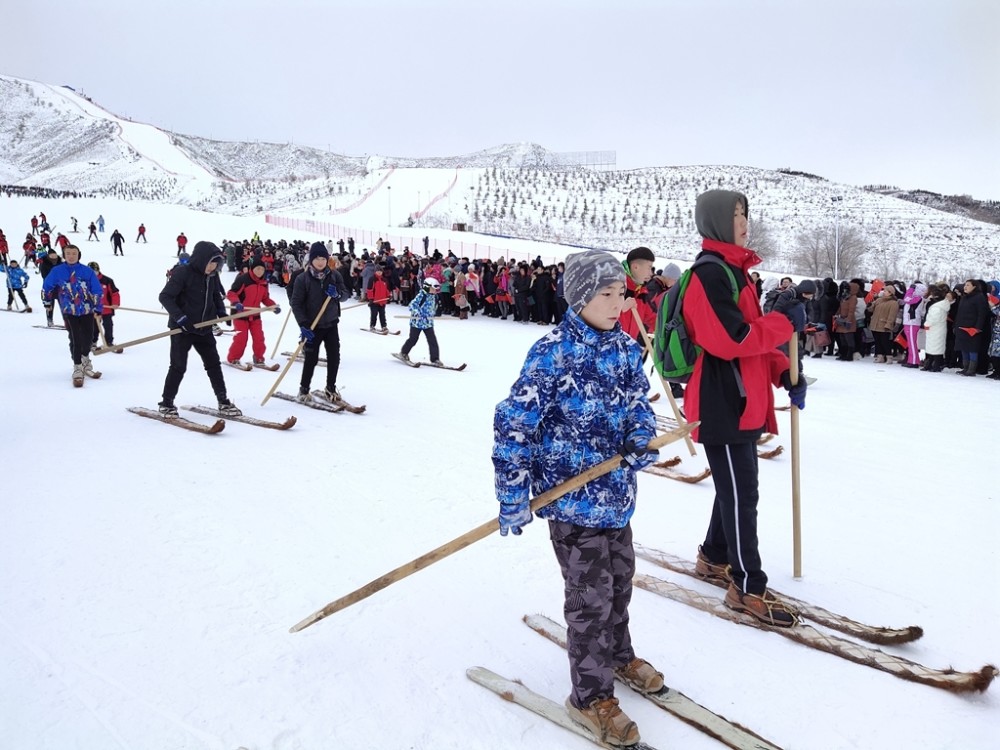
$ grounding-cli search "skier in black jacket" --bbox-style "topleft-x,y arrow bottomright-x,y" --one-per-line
156,241 -> 241,418
290,242 -> 349,403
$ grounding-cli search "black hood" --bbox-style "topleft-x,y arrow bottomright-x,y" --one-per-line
695,189 -> 749,244
189,241 -> 224,273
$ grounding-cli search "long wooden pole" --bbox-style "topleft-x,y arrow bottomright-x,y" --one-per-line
92,308 -> 264,355
789,332 -> 803,579
630,307 -> 697,457
269,307 -> 294,360
289,421 -> 698,633
260,297 -> 331,406
107,305 -> 167,315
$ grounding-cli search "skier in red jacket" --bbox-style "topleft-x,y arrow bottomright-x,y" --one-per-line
617,246 -> 658,343
225,258 -> 280,366
136,223 -> 147,243
176,232 -> 188,257
683,189 -> 806,628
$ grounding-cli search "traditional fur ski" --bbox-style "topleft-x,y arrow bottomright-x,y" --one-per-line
225,360 -> 253,371
467,666 -> 662,750
633,572 -> 997,693
419,360 -> 467,371
757,445 -> 783,459
181,405 -> 296,430
127,407 -> 225,434
633,544 -> 923,645
757,433 -> 775,445
642,465 -> 712,483
250,361 -> 281,371
311,389 -> 366,414
652,456 -> 682,469
524,615 -> 784,750
360,327 -> 401,335
391,352 -> 421,368
33,324 -> 67,330
272,391 -> 345,413
282,351 -> 328,368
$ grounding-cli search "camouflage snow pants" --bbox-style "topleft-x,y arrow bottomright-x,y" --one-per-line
549,521 -> 636,708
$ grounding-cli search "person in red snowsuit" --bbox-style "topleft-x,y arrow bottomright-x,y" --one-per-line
30,216 -> 39,235
176,232 -> 188,257
225,258 -> 280,365
22,235 -> 37,267
56,233 -> 70,250
683,189 -> 806,629
0,230 -> 8,265
39,230 -> 52,251
136,223 -> 147,242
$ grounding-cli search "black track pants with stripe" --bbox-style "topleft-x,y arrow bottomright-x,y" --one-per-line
700,442 -> 768,595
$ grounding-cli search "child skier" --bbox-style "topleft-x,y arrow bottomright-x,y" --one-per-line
492,249 -> 664,747
41,245 -> 103,386
3,260 -> 32,311
396,277 -> 441,363
226,258 -> 280,366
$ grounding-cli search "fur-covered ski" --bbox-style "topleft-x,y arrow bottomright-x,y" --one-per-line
127,407 -> 225,434
467,666 -> 661,750
251,361 -> 281,371
633,544 -> 922,645
391,352 -> 420,368
757,445 -> 783,459
642,464 -> 712,483
419,360 -> 467,371
311,389 -> 366,414
282,351 -> 329,368
633,572 -> 997,693
524,615 -> 783,750
757,433 -> 775,445
360,327 -> 401,335
181,405 -> 296,430
225,360 -> 253,371
1,308 -> 32,314
272,391 -> 345,413
33,324 -> 67,330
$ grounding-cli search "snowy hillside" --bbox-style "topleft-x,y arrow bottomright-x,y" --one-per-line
2,72 -> 999,279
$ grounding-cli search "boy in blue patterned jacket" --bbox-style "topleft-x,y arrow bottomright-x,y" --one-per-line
492,249 -> 664,747
397,276 -> 442,364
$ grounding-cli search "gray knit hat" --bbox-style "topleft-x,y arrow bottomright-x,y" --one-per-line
563,250 -> 626,314
662,262 -> 682,281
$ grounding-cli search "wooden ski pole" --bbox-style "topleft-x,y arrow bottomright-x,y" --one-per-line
631,307 -> 697,457
260,297 -> 331,406
107,305 -> 167,315
789,332 -> 803,579
269,307 -> 294,360
92,308 -> 263,355
289,421 -> 698,633
93,313 -> 110,350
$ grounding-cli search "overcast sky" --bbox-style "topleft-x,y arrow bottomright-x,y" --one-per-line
6,0 -> 999,199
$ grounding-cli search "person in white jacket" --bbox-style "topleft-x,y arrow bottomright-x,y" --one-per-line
921,287 -> 953,372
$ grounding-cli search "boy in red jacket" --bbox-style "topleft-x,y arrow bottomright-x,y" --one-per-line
226,258 -> 280,366
683,189 -> 806,627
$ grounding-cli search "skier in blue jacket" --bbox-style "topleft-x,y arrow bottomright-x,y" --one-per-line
492,249 -> 663,747
41,244 -> 103,385
3,260 -> 31,311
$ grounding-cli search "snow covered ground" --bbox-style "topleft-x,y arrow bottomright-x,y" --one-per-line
1,196 -> 997,749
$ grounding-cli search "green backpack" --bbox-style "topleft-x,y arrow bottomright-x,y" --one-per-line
653,254 -> 739,383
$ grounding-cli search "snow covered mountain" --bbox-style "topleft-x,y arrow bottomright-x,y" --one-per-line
2,72 -> 998,279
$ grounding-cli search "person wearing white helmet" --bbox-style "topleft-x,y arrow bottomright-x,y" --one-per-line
397,277 -> 441,363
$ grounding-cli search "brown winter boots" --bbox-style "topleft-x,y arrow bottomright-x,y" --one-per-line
724,584 -> 798,628
565,696 -> 640,747
694,546 -> 732,586
613,657 -> 664,694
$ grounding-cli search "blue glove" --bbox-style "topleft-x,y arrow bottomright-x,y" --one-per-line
325,284 -> 340,299
781,370 -> 807,410
299,326 -> 315,343
176,315 -> 196,334
498,501 -> 533,537
619,435 -> 659,471
233,302 -> 245,313
272,305 -> 281,315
